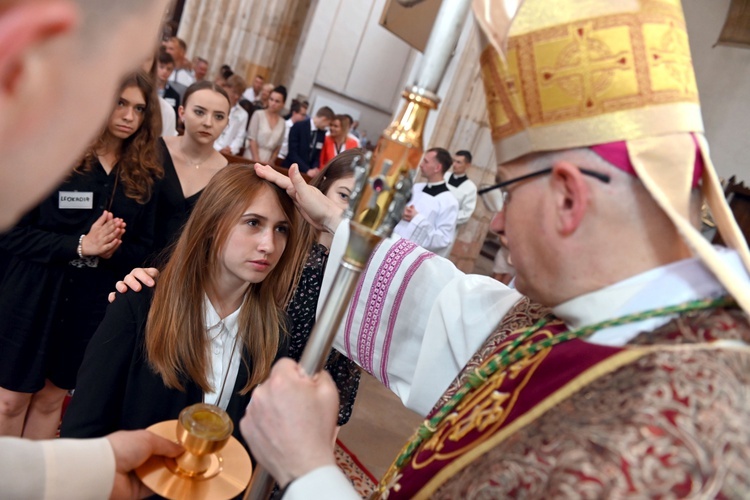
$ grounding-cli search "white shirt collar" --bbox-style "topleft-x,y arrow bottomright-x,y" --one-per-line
425,180 -> 448,188
552,247 -> 749,346
204,295 -> 241,335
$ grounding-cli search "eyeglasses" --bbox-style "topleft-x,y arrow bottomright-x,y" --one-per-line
478,167 -> 611,212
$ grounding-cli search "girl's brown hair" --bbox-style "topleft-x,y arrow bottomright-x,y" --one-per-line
182,80 -> 230,109
78,70 -> 162,203
145,164 -> 303,393
146,164 -> 301,394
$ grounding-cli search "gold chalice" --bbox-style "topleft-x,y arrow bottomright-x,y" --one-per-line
135,403 -> 252,499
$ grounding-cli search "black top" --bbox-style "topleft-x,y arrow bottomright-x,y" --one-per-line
448,174 -> 469,188
161,85 -> 181,118
60,287 -> 288,444
286,243 -> 361,425
0,161 -> 158,392
422,182 -> 451,197
284,118 -> 326,173
152,138 -> 202,261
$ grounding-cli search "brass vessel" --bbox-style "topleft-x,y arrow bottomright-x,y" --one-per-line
135,403 -> 252,500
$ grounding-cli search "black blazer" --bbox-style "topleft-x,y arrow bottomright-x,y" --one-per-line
284,118 -> 325,173
60,288 -> 288,445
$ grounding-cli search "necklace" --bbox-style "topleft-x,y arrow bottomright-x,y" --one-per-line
181,147 -> 214,169
394,295 -> 735,468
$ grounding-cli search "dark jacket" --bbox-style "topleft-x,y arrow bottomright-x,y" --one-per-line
284,118 -> 326,173
60,288 -> 288,445
0,162 -> 158,392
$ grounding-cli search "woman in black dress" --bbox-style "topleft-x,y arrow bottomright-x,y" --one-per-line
61,166 -> 305,443
152,81 -> 230,260
0,71 -> 162,438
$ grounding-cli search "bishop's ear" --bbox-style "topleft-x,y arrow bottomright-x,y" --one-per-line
0,0 -> 78,96
549,161 -> 591,236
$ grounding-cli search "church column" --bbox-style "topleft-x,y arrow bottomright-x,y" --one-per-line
427,23 -> 499,274
178,0 -> 311,87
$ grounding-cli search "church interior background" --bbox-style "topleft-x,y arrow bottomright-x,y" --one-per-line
164,0 -> 750,272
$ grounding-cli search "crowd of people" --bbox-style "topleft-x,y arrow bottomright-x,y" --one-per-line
1,0 -> 750,499
153,38 -> 372,174
0,33 -> 376,446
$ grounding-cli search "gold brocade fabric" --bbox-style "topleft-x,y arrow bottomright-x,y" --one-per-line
479,0 -> 701,163
427,307 -> 750,499
430,297 -> 551,413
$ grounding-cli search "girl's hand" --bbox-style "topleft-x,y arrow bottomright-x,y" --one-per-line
254,163 -> 344,234
108,267 -> 160,303
81,211 -> 123,257
98,218 -> 126,260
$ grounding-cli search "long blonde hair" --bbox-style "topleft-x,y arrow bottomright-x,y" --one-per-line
145,165 -> 302,393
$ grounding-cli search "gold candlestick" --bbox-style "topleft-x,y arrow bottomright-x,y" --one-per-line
136,403 -> 252,500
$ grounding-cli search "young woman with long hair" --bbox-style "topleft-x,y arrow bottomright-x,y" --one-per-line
0,71 -> 162,439
61,165 -> 304,441
153,80 -> 230,257
111,151 -> 365,426
244,85 -> 287,164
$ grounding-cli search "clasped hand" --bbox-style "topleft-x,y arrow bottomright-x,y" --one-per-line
82,210 -> 126,259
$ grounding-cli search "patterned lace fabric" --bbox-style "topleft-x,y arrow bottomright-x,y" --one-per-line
286,243 -> 361,426
431,306 -> 750,498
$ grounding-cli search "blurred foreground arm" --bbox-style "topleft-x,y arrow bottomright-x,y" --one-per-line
241,359 -> 359,498
0,430 -> 181,500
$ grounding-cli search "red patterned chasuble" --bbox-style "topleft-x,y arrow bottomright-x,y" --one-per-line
374,300 -> 750,499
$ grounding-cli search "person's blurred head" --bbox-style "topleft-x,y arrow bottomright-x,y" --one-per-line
342,114 -> 354,131
312,148 -> 362,210
291,148 -> 363,281
252,75 -> 265,93
452,150 -> 472,176
0,0 -> 170,230
312,107 -> 334,130
329,115 -> 351,140
267,86 -> 287,114
214,64 -> 233,87
165,37 -> 187,66
419,147 -> 452,182
156,49 -> 175,87
258,83 -> 275,106
289,100 -> 308,123
193,57 -> 209,81
179,81 -> 231,146
223,75 -> 247,107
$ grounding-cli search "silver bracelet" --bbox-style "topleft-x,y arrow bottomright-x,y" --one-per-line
77,234 -> 85,258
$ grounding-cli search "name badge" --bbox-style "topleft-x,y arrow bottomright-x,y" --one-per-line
59,191 -> 93,209
315,142 -> 323,148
